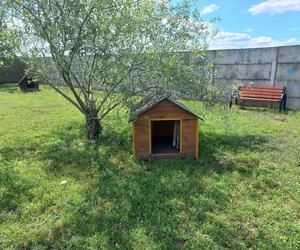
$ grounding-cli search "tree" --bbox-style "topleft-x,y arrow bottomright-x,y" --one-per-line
8,0 -> 216,140
0,4 -> 20,64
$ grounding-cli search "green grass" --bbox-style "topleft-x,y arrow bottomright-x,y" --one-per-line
1,83 -> 300,249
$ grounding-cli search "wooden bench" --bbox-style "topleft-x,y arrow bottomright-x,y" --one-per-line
229,85 -> 287,112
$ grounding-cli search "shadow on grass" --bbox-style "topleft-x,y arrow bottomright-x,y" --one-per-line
0,123 -> 271,248
43,125 -> 271,248
236,104 -> 288,114
0,83 -> 20,93
199,131 -> 268,175
0,167 -> 34,212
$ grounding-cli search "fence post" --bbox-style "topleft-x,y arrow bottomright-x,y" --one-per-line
270,47 -> 279,87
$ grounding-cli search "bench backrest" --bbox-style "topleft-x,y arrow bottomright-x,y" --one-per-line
239,85 -> 285,100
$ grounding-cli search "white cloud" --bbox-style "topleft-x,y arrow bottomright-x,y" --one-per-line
209,31 -> 300,49
248,0 -> 300,15
286,38 -> 298,43
201,4 -> 219,15
244,28 -> 253,33
290,27 -> 298,31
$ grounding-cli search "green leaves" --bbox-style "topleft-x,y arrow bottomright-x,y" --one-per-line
0,4 -> 19,62
7,0 -> 217,138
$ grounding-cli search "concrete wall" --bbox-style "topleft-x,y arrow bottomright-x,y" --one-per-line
209,45 -> 300,110
1,45 -> 300,109
0,58 -> 25,84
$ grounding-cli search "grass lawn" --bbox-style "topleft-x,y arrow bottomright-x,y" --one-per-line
1,83 -> 300,249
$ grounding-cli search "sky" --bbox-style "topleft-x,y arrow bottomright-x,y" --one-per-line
189,0 -> 300,49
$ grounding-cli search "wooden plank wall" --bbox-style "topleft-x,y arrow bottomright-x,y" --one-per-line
133,117 -> 150,158
181,119 -> 197,158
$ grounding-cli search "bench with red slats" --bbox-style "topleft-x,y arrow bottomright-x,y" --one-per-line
230,85 -> 287,111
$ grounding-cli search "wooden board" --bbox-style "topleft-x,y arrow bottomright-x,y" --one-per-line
239,93 -> 282,99
143,100 -> 196,120
240,85 -> 284,90
240,90 -> 283,95
237,97 -> 281,102
181,119 -> 197,157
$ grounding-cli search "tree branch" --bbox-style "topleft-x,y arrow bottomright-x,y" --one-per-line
48,83 -> 84,114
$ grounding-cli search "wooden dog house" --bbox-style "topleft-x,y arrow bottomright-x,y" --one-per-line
18,72 -> 39,92
129,95 -> 201,159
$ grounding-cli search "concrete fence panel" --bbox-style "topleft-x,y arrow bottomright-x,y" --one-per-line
1,45 -> 300,110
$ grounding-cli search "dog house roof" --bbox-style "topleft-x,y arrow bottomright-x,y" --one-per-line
129,94 -> 202,122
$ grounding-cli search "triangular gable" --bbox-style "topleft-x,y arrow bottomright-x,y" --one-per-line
129,95 -> 202,122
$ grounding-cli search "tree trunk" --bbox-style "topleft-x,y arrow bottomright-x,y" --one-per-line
85,106 -> 102,140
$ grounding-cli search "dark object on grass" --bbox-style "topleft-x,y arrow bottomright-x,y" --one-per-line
230,84 -> 287,112
129,94 -> 202,160
18,75 -> 39,92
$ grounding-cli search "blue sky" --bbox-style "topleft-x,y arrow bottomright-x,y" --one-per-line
187,0 -> 300,49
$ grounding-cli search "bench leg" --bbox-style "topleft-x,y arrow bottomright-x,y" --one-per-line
283,95 -> 287,111
279,101 -> 282,112
229,98 -> 232,108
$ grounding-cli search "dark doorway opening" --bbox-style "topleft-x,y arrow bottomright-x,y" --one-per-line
151,120 -> 180,154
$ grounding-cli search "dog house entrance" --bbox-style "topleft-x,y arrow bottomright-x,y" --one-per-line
151,120 -> 180,154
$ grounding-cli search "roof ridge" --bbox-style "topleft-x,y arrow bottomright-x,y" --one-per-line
129,95 -> 202,122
